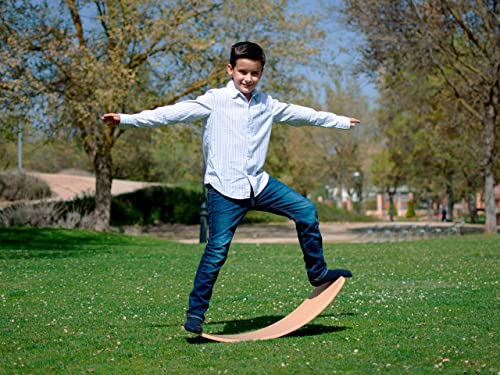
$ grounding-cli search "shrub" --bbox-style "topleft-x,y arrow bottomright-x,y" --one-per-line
110,185 -> 204,226
0,184 -> 378,228
315,202 -> 376,222
0,172 -> 52,201
406,200 -> 416,218
363,199 -> 377,211
0,200 -> 95,229
241,210 -> 288,224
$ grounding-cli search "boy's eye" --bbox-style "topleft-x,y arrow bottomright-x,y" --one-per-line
238,69 -> 261,76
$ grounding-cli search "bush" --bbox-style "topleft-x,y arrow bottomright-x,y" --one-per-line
315,202 -> 376,222
241,210 -> 288,224
0,172 -> 52,201
110,185 -> 204,226
0,185 -> 205,228
0,200 -> 95,229
406,200 -> 416,218
0,184 -> 378,228
363,199 -> 377,211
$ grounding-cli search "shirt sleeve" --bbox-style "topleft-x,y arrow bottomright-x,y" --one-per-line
118,91 -> 213,129
271,99 -> 351,129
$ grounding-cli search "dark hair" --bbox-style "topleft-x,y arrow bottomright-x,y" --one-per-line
229,41 -> 266,68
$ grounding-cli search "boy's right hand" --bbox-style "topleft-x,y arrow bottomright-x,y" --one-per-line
102,113 -> 121,126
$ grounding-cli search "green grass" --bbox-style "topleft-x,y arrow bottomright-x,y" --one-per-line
0,228 -> 498,374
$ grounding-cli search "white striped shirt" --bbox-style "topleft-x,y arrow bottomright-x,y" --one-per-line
119,80 -> 351,199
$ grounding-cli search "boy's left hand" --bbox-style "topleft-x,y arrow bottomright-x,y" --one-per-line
350,118 -> 360,127
102,113 -> 121,126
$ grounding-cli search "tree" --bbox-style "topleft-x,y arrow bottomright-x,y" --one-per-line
381,66 -> 483,222
343,0 -> 499,233
371,150 -> 401,221
266,76 -> 369,202
1,0 -> 329,229
370,105 -> 414,221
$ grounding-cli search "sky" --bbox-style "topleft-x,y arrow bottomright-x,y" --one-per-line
293,0 -> 378,101
43,0 -> 378,101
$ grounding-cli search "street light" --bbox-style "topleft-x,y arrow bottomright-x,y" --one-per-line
199,186 -> 208,243
352,171 -> 362,213
18,124 -> 23,172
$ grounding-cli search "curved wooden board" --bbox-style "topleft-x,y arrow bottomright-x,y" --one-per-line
200,276 -> 345,342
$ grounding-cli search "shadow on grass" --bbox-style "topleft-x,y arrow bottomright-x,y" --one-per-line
185,314 -> 350,344
0,227 -> 111,259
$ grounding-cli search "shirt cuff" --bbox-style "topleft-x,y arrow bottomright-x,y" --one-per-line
118,114 -> 135,129
337,116 -> 351,129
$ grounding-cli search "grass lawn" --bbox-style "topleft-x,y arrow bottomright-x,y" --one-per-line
0,228 -> 498,374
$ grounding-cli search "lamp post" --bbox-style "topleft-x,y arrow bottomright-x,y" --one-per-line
352,171 -> 362,214
18,124 -> 23,172
199,186 -> 208,243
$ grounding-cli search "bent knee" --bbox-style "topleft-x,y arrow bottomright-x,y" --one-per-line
295,200 -> 319,225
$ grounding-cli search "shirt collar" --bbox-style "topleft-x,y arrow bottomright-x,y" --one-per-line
226,80 -> 260,101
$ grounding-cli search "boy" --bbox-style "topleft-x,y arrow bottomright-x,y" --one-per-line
103,41 -> 360,334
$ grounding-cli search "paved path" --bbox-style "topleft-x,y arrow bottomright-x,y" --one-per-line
123,222 -> 368,244
121,221 -> 470,244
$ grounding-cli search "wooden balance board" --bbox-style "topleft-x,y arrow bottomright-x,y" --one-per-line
200,276 -> 345,343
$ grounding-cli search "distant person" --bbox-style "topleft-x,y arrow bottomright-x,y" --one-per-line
102,41 -> 360,334
441,207 -> 447,222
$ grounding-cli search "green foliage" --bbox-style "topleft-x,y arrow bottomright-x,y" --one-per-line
406,199 -> 416,218
110,185 -> 203,226
1,0 -> 339,227
363,199 -> 377,210
388,203 -> 398,218
315,202 -> 376,223
464,213 -> 486,225
342,0 -> 498,233
241,210 -> 288,224
0,171 -> 51,201
0,228 -> 498,373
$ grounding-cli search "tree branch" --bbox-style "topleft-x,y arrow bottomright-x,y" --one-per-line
65,0 -> 86,47
94,0 -> 110,41
162,67 -> 226,105
441,0 -> 487,56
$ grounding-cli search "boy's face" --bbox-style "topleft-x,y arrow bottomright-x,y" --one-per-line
227,58 -> 264,99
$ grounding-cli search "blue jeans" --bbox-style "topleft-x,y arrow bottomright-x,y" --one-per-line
186,176 -> 328,321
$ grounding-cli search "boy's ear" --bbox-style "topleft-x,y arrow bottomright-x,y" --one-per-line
227,63 -> 234,75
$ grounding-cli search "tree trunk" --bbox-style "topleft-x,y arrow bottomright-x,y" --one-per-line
446,184 -> 454,222
467,192 -> 478,224
483,99 -> 497,234
336,180 -> 343,209
388,191 -> 395,222
427,197 -> 433,222
94,150 -> 113,231
484,169 -> 496,234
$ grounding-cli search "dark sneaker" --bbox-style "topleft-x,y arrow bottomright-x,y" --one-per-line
311,269 -> 352,287
183,317 -> 203,334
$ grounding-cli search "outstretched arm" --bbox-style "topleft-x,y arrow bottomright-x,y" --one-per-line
272,100 -> 360,130
101,93 -> 213,129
